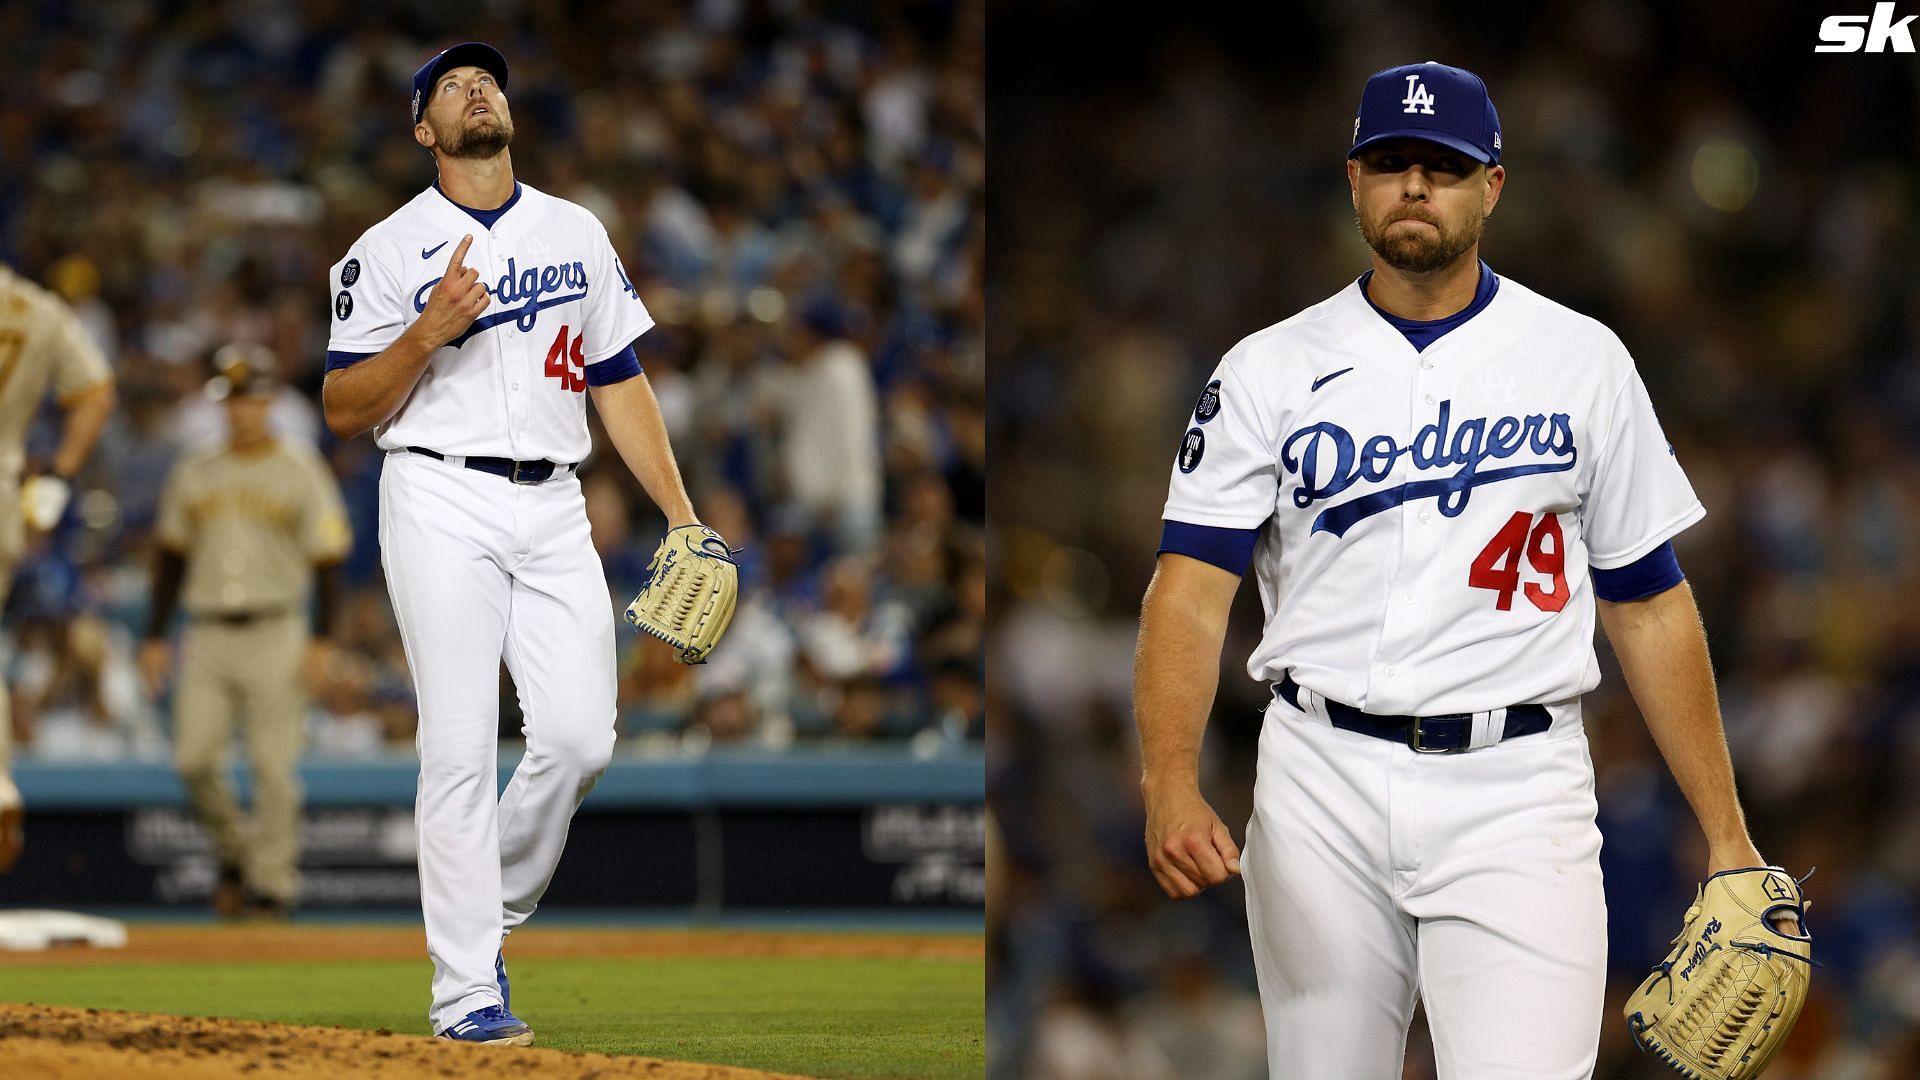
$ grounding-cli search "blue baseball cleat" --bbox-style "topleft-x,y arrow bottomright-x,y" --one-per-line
436,1004 -> 533,1046
496,951 -> 510,1010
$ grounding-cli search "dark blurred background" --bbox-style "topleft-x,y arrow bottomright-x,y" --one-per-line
988,3 -> 1920,1077
0,0 -> 983,760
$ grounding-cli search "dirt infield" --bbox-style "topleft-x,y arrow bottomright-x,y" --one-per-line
0,923 -> 982,967
0,1003 -> 813,1078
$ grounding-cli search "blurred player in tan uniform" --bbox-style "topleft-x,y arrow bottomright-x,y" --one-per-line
140,347 -> 351,915
0,262 -> 116,874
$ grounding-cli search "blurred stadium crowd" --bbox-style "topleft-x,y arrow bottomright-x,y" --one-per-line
0,0 -> 983,763
989,4 -> 1920,1078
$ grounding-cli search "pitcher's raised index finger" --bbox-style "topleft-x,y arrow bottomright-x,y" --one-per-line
446,234 -> 472,270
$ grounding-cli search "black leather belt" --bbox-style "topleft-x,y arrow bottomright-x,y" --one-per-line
404,446 -> 574,485
193,609 -> 294,626
1275,673 -> 1550,753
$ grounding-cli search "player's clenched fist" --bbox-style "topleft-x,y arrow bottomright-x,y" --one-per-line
412,234 -> 489,347
1143,784 -> 1242,899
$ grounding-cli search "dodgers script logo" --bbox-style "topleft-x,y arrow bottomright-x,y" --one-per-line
1281,400 -> 1576,537
415,257 -> 590,347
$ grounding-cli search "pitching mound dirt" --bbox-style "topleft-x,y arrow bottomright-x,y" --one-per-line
0,1003 -> 814,1079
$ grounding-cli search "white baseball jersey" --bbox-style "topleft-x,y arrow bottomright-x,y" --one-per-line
325,181 -> 653,461
1163,272 -> 1702,715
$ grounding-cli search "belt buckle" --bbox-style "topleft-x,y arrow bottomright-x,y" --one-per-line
1408,716 -> 1453,754
510,460 -> 538,485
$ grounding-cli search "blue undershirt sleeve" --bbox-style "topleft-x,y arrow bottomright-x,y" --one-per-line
1590,540 -> 1685,602
1158,520 -> 1262,577
326,350 -> 375,373
583,344 -> 644,387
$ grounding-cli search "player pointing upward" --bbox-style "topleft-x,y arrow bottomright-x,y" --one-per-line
323,42 -> 731,1045
1134,62 -> 1799,1077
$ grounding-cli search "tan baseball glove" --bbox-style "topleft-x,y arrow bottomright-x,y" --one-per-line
1623,867 -> 1814,1080
624,524 -> 739,664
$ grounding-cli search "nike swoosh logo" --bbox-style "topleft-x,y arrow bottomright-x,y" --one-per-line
422,241 -> 449,260
1311,367 -> 1355,392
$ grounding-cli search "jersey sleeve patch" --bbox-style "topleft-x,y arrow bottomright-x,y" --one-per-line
326,241 -> 407,354
1195,380 -> 1222,423
1177,428 -> 1206,472
583,344 -> 644,386
325,351 -> 376,373
1590,539 -> 1684,602
1161,360 -> 1278,530
1158,519 -> 1261,576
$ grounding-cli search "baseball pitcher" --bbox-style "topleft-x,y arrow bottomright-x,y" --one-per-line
321,42 -> 735,1046
0,262 -> 116,875
1133,63 -> 1809,1078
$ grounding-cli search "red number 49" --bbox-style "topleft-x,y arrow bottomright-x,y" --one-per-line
1468,511 -> 1569,612
544,325 -> 586,393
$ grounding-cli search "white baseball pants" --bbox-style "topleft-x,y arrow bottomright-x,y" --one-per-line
378,450 -> 617,1034
1243,691 -> 1607,1079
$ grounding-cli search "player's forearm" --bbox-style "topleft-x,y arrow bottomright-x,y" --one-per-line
321,329 -> 438,438
311,564 -> 339,640
1598,582 -> 1755,855
145,549 -> 186,640
1133,560 -> 1236,795
53,382 -> 115,479
589,375 -> 697,527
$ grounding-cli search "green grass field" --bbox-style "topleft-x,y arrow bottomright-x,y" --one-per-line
0,952 -> 983,1079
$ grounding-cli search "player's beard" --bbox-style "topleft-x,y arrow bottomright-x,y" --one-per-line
436,113 -> 514,160
1357,205 -> 1483,274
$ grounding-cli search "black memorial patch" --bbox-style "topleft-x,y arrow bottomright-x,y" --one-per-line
1178,428 -> 1206,473
1195,379 -> 1222,423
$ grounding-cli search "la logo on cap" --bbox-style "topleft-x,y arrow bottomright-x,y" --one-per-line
1402,74 -> 1436,115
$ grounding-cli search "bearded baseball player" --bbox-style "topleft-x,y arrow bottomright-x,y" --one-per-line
323,42 -> 736,1046
1134,63 -> 1809,1078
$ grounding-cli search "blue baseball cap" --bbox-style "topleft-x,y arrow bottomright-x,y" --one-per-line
411,42 -> 510,125
1349,61 -> 1501,165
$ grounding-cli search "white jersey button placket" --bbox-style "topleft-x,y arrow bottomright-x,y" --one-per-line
1403,348 -> 1457,700
490,244 -> 527,458
1416,360 -> 1440,535
1370,363 -> 1426,709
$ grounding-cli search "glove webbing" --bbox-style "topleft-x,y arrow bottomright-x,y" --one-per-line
630,556 -> 722,653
